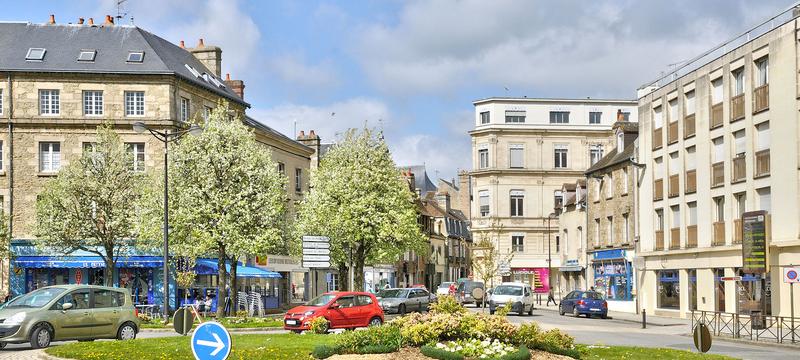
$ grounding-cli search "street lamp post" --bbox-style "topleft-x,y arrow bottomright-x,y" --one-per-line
133,121 -> 201,321
547,213 -> 556,299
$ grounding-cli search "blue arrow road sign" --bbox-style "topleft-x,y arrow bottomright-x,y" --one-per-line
191,322 -> 231,360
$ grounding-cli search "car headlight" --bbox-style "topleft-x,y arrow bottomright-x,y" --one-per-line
303,311 -> 315,316
4,312 -> 26,326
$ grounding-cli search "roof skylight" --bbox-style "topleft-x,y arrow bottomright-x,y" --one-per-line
77,50 -> 96,62
26,48 -> 46,61
126,51 -> 144,63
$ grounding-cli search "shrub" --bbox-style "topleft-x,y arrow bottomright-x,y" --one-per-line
513,323 -> 541,345
498,345 -> 531,360
400,321 -> 442,346
429,295 -> 466,315
495,302 -> 513,316
420,345 -> 465,360
515,326 -> 579,359
308,316 -> 329,334
335,325 -> 402,353
311,344 -> 340,359
536,329 -> 575,350
235,310 -> 249,318
137,312 -> 153,324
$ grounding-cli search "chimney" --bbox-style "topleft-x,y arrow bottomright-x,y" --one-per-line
104,15 -> 114,25
88,18 -> 94,26
223,73 -> 245,99
187,38 -> 223,77
78,18 -> 84,25
179,40 -> 185,49
616,109 -> 624,122
48,14 -> 55,25
435,191 -> 451,211
298,130 -> 305,139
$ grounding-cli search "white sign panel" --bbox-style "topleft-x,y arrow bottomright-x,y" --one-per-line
302,248 -> 331,255
302,242 -> 331,249
303,261 -> 331,268
302,236 -> 330,243
784,267 -> 800,283
303,255 -> 330,262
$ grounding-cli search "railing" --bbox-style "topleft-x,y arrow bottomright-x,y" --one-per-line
755,149 -> 770,177
655,230 -> 664,251
653,127 -> 663,150
685,169 -> 697,194
731,94 -> 745,121
733,219 -> 743,244
710,103 -> 724,129
686,225 -> 698,248
732,156 -> 746,183
713,222 -> 726,246
691,310 -> 800,345
670,228 -> 681,249
654,179 -> 664,200
668,174 -> 680,198
684,113 -> 696,138
753,84 -> 769,113
668,121 -> 679,144
711,162 -> 725,187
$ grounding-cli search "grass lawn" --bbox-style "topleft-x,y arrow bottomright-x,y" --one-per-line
140,317 -> 283,329
582,345 -> 736,359
46,333 -> 333,360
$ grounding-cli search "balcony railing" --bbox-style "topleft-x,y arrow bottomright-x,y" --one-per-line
653,127 -> 663,150
732,156 -> 746,183
755,149 -> 770,177
731,94 -> 745,121
712,222 -> 726,246
686,225 -> 698,248
668,121 -> 679,144
733,219 -> 743,244
753,84 -> 769,113
668,174 -> 679,198
684,113 -> 696,138
711,103 -> 723,129
685,169 -> 697,194
670,228 -> 681,249
655,230 -> 664,251
711,161 -> 725,187
654,179 -> 664,200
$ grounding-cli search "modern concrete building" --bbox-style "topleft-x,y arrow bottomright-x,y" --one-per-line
636,8 -> 798,318
469,97 -> 637,294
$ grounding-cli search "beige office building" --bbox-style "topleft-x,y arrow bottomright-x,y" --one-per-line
469,98 -> 637,294
637,10 -> 800,319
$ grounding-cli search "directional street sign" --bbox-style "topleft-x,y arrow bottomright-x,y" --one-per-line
302,248 -> 331,255
302,242 -> 331,249
303,261 -> 331,268
191,322 -> 231,360
303,255 -> 330,262
302,235 -> 330,242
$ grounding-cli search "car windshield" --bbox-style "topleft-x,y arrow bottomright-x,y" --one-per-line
378,289 -> 409,298
582,292 -> 604,300
493,285 -> 523,296
5,288 -> 66,309
438,283 -> 453,289
306,294 -> 337,307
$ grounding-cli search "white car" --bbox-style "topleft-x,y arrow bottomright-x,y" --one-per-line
436,282 -> 454,296
487,282 -> 535,315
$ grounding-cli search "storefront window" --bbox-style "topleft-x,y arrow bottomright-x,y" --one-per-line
737,269 -> 771,316
688,270 -> 697,311
592,260 -> 632,301
89,268 -> 105,285
658,270 -> 680,309
28,269 -> 69,290
715,269 -> 726,312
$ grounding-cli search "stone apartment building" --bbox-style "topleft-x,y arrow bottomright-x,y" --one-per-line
0,17 -> 314,308
585,120 -> 640,313
637,8 -> 799,318
469,97 -> 637,294
554,179 -> 586,295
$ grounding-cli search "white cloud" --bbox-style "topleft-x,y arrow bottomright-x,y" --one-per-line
391,133 -> 470,181
266,54 -> 339,92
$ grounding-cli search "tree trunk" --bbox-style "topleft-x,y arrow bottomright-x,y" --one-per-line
354,244 -> 366,291
104,245 -> 115,287
230,255 -> 238,316
337,262 -> 348,291
216,244 -> 228,319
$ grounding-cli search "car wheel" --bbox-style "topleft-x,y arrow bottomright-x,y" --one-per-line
528,305 -> 534,316
30,325 -> 52,349
572,307 -> 580,318
292,330 -> 303,334
559,306 -> 565,316
0,342 -> 6,349
601,314 -> 608,319
398,304 -> 406,315
489,309 -> 495,315
117,322 -> 137,341
369,317 -> 383,327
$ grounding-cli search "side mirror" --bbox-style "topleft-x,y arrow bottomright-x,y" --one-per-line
330,302 -> 340,309
62,302 -> 74,311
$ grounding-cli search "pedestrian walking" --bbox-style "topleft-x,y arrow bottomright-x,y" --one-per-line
546,288 -> 557,306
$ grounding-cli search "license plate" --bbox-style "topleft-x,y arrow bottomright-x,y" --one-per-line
285,319 -> 298,325
590,308 -> 600,312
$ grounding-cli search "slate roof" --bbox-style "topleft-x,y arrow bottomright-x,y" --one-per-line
243,116 -> 311,151
399,165 -> 438,196
585,141 -> 636,174
0,22 -> 247,106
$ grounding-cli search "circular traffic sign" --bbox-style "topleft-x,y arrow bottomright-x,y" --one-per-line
191,322 -> 232,360
788,270 -> 798,280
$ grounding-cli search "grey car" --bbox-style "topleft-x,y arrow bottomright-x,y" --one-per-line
377,288 -> 434,315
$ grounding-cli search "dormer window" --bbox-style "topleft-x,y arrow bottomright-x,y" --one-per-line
26,48 -> 46,61
126,51 -> 145,63
77,50 -> 96,62
617,131 -> 625,153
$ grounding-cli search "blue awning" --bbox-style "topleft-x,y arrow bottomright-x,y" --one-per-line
13,256 -> 163,269
195,259 -> 281,279
593,249 -> 626,261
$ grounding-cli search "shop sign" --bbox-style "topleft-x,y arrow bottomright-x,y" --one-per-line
741,211 -> 768,274
565,259 -> 579,267
75,269 -> 83,283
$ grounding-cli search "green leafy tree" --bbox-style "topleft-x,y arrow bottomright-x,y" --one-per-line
160,104 -> 287,318
296,128 -> 426,291
35,124 -> 150,286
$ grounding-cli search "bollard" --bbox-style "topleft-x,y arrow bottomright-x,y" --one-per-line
642,309 -> 647,329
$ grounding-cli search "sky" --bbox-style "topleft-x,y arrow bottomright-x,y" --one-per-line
4,0 -> 796,181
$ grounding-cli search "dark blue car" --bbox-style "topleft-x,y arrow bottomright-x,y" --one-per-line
559,291 -> 608,318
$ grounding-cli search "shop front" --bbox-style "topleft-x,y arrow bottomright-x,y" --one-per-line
559,259 -> 584,294
177,259 -> 281,314
511,267 -> 550,294
592,249 -> 635,313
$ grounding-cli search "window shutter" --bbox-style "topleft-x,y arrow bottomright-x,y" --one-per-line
757,123 -> 770,150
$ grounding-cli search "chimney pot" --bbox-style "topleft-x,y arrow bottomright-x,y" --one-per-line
78,17 -> 84,25
88,18 -> 94,25
309,130 -> 316,137
179,40 -> 185,48
299,130 -> 305,138
48,14 -> 55,25
104,15 -> 114,25
198,38 -> 205,47
226,73 -> 231,81
616,109 -> 624,122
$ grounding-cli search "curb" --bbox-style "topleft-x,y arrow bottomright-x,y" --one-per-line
535,306 -> 686,327
680,332 -> 800,350
141,327 -> 286,333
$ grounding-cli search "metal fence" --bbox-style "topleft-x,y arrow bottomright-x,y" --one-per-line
691,310 -> 800,344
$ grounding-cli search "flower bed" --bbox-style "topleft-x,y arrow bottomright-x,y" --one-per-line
426,339 -> 529,360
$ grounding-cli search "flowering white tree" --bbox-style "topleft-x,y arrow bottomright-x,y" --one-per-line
296,128 -> 426,291
160,104 -> 286,318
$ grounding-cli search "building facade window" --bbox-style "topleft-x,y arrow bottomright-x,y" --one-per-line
685,90 -> 695,115
658,270 -> 680,309
655,209 -> 664,231
83,90 -> 103,116
712,77 -> 723,104
181,97 -> 190,122
39,142 -> 61,172
126,143 -> 145,172
590,145 -> 603,166
688,202 -> 698,226
204,106 -> 213,120
479,191 -> 490,217
669,99 -> 679,121
510,191 -> 524,217
478,147 -> 489,169
554,190 -> 564,210
0,141 -> 3,170
623,213 -> 629,243
732,68 -> 744,96
620,111 -> 631,121
505,110 -> 526,123
605,174 -> 614,199
622,167 -> 629,194
757,187 -> 771,213
549,111 -> 570,124
295,168 -> 302,192
509,144 -> 524,168
714,196 -> 725,222
554,145 -> 568,168
511,234 -> 524,252
735,192 -> 746,219
755,57 -> 768,87
589,111 -> 602,124
756,122 -> 770,151
480,111 -> 490,124
671,205 -> 681,229
124,91 -> 145,116
653,106 -> 663,129
39,89 -> 60,115
277,162 -> 285,175
0,89 -> 3,116
733,130 -> 746,157
606,216 -> 613,245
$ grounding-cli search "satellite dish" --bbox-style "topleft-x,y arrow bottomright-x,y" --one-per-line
633,256 -> 646,271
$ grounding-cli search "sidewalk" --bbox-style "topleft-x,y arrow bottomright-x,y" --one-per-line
533,303 -> 691,327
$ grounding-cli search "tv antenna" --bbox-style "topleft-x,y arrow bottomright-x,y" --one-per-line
116,0 -> 129,22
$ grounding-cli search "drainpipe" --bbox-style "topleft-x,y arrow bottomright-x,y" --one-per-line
584,174 -> 590,291
6,73 -> 13,237
633,144 -> 642,315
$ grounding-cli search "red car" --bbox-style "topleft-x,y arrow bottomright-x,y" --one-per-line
283,291 -> 384,333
